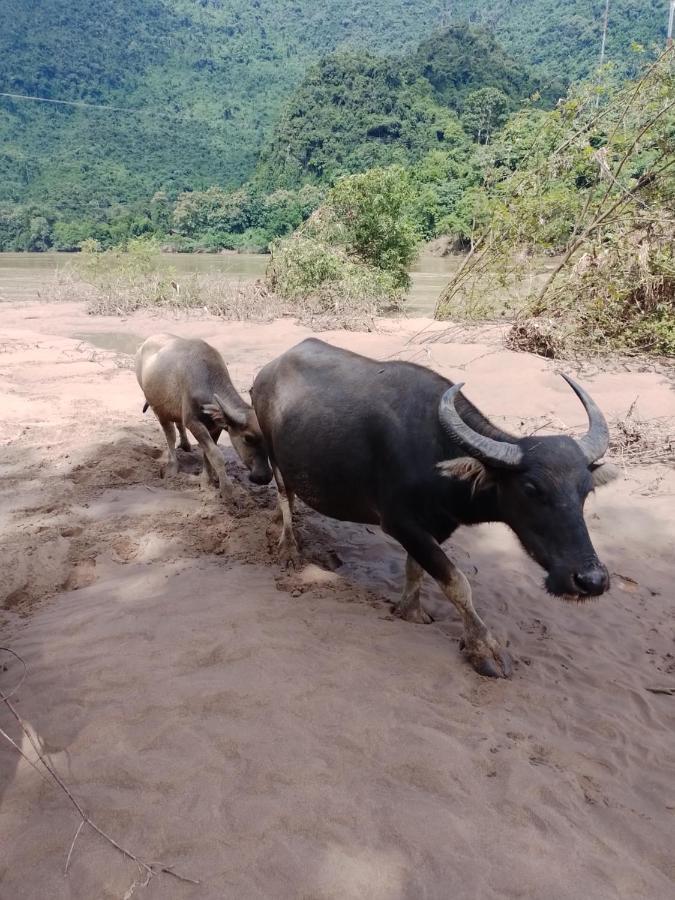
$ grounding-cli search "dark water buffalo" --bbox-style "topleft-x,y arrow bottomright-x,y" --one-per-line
136,333 -> 272,498
251,338 -> 617,678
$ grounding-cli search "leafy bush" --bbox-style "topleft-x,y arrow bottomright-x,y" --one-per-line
530,237 -> 675,355
327,166 -> 422,287
65,237 -> 279,318
267,234 -> 402,320
265,164 -> 420,323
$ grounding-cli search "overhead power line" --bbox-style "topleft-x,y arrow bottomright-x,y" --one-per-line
0,90 -> 137,113
0,90 -> 211,123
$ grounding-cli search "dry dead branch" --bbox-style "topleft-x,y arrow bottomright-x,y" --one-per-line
0,647 -> 200,890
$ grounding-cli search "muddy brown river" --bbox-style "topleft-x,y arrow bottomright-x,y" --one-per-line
0,250 -> 459,316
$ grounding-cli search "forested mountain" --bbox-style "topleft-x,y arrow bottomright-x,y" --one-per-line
255,53 -> 469,189
449,0 -> 668,82
257,26 -> 554,189
0,0 -> 669,248
0,0 -> 450,216
412,24 -> 559,111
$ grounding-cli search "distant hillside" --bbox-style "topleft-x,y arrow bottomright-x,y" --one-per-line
0,0 -> 450,218
256,26 -> 551,189
449,0 -> 668,82
0,0 -> 668,231
255,53 -> 469,189
413,24 -> 559,111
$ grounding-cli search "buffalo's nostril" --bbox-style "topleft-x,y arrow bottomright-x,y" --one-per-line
573,569 -> 608,596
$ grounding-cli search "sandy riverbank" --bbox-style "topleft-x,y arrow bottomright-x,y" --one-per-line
1,301 -> 674,899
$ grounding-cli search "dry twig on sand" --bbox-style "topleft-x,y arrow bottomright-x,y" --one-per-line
0,647 -> 200,891
608,400 -> 675,467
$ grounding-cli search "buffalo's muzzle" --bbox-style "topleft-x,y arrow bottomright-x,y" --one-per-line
572,566 -> 610,596
546,563 -> 610,600
249,468 -> 273,486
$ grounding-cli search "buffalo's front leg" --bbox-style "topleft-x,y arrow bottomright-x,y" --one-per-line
394,555 -> 433,624
385,522 -> 511,678
188,419 -> 238,503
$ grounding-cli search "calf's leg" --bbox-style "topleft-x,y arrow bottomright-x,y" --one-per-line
199,427 -> 222,490
157,415 -> 179,477
177,422 -> 191,452
200,454 -> 218,491
187,419 -> 234,501
384,522 -> 511,678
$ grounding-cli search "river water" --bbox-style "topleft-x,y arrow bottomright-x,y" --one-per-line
0,250 -> 460,316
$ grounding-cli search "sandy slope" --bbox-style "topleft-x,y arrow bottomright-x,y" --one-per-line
1,302 -> 674,899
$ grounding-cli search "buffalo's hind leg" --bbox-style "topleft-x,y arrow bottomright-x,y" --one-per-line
156,415 -> 179,478
272,465 -> 300,568
395,555 -> 433,624
385,522 -> 512,678
177,421 -> 191,452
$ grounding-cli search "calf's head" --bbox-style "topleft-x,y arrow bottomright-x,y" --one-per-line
203,393 -> 273,485
439,376 -> 618,600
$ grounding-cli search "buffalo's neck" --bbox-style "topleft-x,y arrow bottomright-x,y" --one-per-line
436,478 -> 502,528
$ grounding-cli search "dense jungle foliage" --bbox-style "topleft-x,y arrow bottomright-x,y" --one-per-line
449,0 -> 669,82
1,1 -> 669,251
436,48 -> 675,354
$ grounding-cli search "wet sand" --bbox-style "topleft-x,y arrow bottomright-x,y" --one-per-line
1,302 -> 674,899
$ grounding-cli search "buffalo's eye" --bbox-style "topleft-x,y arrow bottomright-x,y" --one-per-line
522,481 -> 541,498
243,434 -> 258,446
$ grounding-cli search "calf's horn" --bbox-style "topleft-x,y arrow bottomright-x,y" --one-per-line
560,374 -> 609,463
438,384 -> 523,469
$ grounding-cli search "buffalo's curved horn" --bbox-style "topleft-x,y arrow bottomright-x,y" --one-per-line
561,374 -> 609,463
438,384 -> 523,469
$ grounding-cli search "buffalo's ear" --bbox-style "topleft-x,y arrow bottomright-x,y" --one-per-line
205,393 -> 248,431
437,456 -> 491,491
202,402 -> 227,428
590,461 -> 620,488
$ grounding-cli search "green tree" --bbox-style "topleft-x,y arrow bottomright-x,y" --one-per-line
462,88 -> 510,144
52,220 -> 94,251
437,49 -> 675,355
24,216 -> 53,251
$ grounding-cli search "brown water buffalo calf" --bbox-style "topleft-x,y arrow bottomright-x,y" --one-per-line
250,338 -> 618,679
136,333 -> 272,499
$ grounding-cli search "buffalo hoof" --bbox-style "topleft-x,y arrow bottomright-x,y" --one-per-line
200,468 -> 218,491
225,486 -> 249,511
395,604 -> 433,624
460,636 -> 512,679
161,458 -> 179,478
279,535 -> 301,570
